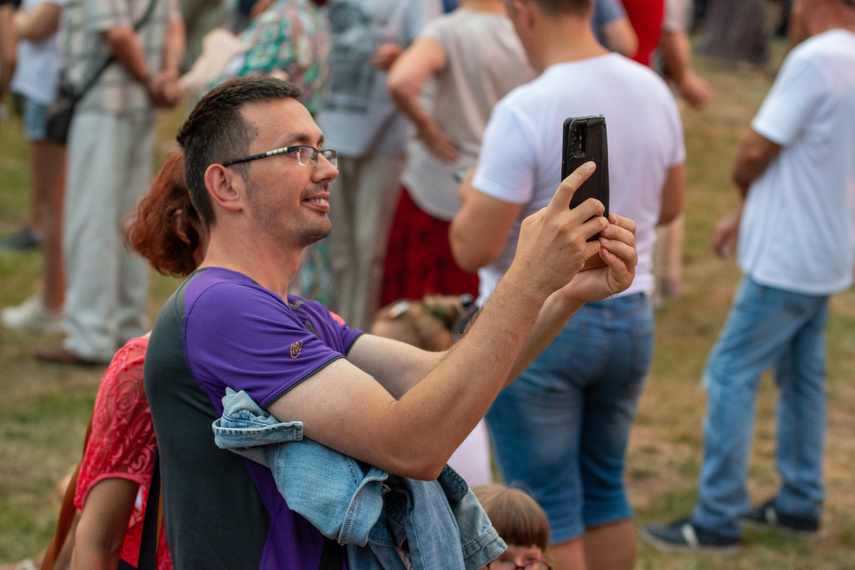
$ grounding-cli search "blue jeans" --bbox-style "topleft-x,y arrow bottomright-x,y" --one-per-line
486,293 -> 654,543
22,95 -> 49,141
691,276 -> 829,538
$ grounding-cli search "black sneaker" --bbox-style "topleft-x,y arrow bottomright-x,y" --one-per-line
740,499 -> 819,537
0,226 -> 42,251
642,517 -> 740,554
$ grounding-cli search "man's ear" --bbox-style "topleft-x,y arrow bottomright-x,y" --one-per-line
512,0 -> 536,30
204,164 -> 245,213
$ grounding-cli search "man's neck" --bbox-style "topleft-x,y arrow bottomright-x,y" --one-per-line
806,6 -> 855,36
461,0 -> 506,13
200,232 -> 301,299
533,17 -> 610,71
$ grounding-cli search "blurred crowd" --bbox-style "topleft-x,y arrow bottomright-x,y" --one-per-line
1,0 -> 853,568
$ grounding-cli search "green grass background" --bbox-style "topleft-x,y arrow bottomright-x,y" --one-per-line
3,36 -> 855,569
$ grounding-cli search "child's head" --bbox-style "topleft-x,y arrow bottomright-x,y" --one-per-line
370,295 -> 468,351
473,484 -> 551,570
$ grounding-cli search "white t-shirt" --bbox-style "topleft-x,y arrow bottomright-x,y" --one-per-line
739,29 -> 855,296
401,8 -> 535,220
473,53 -> 685,304
11,0 -> 66,104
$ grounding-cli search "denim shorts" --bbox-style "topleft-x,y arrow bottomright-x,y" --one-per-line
485,293 -> 654,543
22,95 -> 49,142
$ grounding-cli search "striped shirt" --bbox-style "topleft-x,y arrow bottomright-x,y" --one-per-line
59,0 -> 179,114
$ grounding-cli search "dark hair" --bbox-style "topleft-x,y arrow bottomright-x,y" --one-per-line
123,151 -> 202,277
473,484 -> 551,553
176,77 -> 303,226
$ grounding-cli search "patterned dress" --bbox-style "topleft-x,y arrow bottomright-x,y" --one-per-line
74,337 -> 172,570
210,0 -> 331,115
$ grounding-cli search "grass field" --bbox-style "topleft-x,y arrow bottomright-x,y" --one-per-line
3,37 -> 855,569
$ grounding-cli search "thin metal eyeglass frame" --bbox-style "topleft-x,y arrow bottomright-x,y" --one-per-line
221,145 -> 338,168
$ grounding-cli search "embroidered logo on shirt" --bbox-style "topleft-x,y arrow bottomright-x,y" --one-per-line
290,340 -> 303,359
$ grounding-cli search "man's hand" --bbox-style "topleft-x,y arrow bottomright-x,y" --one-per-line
713,204 -> 743,257
558,213 -> 637,304
371,43 -> 403,70
507,161 -> 608,300
146,70 -> 181,108
418,118 -> 458,162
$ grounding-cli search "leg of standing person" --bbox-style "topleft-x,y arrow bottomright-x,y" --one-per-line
578,294 -> 652,570
485,334 -> 587,570
114,113 -> 152,344
487,295 -> 652,570
772,296 -> 828,522
329,153 -> 405,330
2,98 -> 65,332
32,137 -> 66,314
689,278 -> 825,537
57,112 -> 149,362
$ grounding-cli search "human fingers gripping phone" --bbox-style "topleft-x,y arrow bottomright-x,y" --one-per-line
562,115 -> 610,241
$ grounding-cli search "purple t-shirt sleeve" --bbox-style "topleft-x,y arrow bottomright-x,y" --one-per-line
183,269 -> 363,413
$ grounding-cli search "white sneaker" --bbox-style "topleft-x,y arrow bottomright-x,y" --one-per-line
2,296 -> 64,334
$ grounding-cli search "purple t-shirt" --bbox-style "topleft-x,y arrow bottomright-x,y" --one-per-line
183,267 -> 362,568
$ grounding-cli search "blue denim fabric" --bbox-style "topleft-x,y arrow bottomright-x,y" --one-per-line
691,277 -> 829,538
22,95 -> 49,141
212,389 -> 505,570
486,293 -> 654,543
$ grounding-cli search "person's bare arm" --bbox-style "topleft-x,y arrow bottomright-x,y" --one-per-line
659,29 -> 711,109
14,0 -> 61,41
658,162 -> 685,225
713,129 -> 780,257
153,13 -> 185,105
731,128 -> 781,198
70,478 -> 139,570
387,36 -> 459,162
102,25 -> 174,106
269,164 -> 614,481
370,42 -> 403,71
602,17 -> 638,57
449,168 -> 525,272
0,5 -> 16,101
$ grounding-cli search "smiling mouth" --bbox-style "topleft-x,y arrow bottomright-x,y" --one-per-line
304,197 -> 328,205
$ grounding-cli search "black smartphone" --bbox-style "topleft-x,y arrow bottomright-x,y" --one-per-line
561,115 -> 609,239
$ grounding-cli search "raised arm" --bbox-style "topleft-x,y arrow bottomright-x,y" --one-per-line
269,164 -> 636,481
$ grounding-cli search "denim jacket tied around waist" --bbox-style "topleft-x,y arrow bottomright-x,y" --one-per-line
211,388 -> 506,570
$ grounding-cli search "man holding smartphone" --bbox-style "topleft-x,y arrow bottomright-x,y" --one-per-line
450,1 -> 685,569
644,0 -> 855,553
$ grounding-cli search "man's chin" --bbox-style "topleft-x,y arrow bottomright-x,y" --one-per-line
300,225 -> 331,247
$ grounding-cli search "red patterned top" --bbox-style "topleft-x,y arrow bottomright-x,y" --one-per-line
74,336 -> 172,569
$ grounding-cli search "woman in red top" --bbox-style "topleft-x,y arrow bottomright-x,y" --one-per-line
69,152 -> 204,570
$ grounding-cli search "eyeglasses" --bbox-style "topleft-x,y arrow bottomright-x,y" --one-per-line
488,558 -> 552,570
222,145 -> 338,168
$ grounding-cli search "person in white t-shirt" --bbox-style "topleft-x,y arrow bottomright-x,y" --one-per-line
643,0 -> 855,553
381,0 -> 536,316
449,0 -> 685,568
